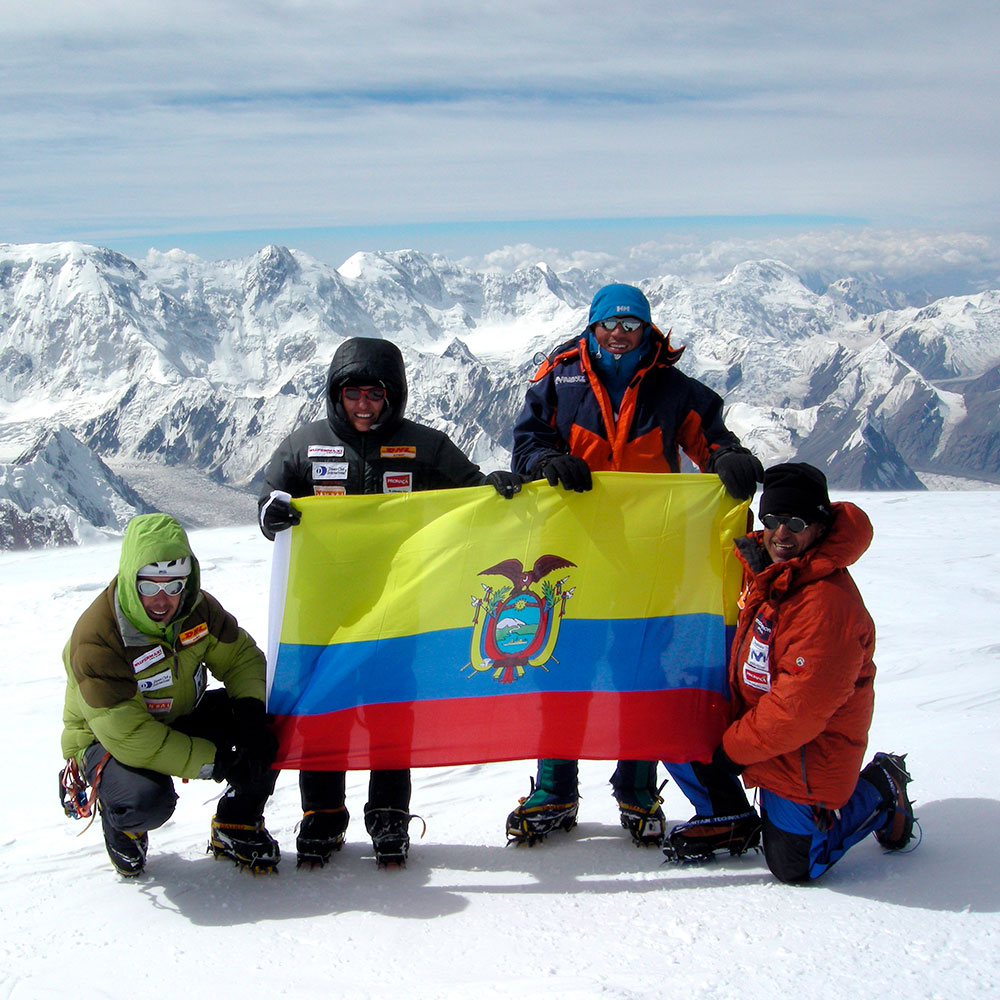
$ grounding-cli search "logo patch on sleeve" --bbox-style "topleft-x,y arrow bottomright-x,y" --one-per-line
308,445 -> 345,458
380,446 -> 416,459
383,472 -> 413,493
132,646 -> 166,673
742,637 -> 771,691
314,485 -> 347,496
179,622 -> 208,646
143,697 -> 173,714
312,462 -> 349,481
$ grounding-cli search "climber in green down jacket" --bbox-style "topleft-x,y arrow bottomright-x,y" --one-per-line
61,512 -> 280,875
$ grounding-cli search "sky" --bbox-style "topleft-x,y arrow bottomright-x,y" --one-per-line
2,1 -> 999,283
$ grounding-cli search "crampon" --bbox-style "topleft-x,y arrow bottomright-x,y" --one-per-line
506,778 -> 580,846
208,816 -> 280,873
662,810 -> 762,863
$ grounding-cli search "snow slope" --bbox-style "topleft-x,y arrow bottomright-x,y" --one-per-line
2,489 -> 998,999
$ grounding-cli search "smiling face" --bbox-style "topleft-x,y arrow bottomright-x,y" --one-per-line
341,385 -> 386,432
762,516 -> 826,563
137,576 -> 186,623
592,316 -> 644,355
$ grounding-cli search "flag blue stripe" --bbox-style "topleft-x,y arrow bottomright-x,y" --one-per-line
269,614 -> 732,716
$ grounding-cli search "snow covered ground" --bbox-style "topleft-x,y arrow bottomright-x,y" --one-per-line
2,488 -> 998,999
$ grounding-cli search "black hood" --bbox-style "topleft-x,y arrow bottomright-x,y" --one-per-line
325,337 -> 408,438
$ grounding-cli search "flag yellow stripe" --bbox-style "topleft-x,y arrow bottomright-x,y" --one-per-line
281,472 -> 747,647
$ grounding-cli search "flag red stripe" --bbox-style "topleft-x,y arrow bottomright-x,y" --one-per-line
272,689 -> 730,770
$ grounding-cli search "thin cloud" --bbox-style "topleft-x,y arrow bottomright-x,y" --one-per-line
1,2 -> 998,246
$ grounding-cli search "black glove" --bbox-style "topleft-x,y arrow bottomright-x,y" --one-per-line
535,454 -> 593,493
712,743 -> 745,776
485,470 -> 523,499
230,697 -> 279,770
709,447 -> 764,501
212,745 -> 242,783
258,491 -> 301,540
212,745 -> 272,787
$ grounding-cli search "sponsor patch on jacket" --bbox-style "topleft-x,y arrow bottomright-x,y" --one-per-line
742,637 -> 771,692
312,462 -> 349,481
179,622 -> 208,646
555,374 -> 588,385
137,667 -> 173,693
308,445 -> 345,458
383,472 -> 413,493
132,646 -> 166,674
314,485 -> 347,496
194,664 -> 207,704
380,446 -> 417,459
752,613 -> 774,641
143,697 -> 173,714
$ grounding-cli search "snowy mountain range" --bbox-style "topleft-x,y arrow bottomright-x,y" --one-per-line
2,240 -> 999,547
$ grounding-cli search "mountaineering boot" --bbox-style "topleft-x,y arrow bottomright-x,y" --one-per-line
861,751 -> 916,850
506,777 -> 580,846
101,808 -> 148,877
364,807 -> 421,868
616,786 -> 667,847
612,763 -> 667,847
208,815 -> 281,872
663,810 -> 762,862
296,807 -> 349,868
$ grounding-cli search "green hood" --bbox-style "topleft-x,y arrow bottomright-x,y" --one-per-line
117,513 -> 201,640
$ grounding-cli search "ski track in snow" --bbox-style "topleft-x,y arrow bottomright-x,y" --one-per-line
1,490 -> 999,999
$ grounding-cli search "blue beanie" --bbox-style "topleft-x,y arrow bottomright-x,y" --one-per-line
587,284 -> 652,327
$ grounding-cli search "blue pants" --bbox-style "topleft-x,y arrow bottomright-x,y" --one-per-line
664,759 -> 889,882
663,760 -> 753,817
760,779 -> 885,882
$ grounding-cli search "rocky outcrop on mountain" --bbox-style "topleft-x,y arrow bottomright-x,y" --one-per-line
2,240 -> 1000,545
0,425 -> 152,549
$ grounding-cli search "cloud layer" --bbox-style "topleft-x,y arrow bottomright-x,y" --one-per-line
2,1 -> 998,248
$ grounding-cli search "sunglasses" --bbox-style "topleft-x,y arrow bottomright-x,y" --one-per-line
596,317 -> 644,333
137,578 -> 187,597
343,386 -> 386,402
761,514 -> 810,533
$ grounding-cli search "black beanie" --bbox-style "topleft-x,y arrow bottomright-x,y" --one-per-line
758,463 -> 833,524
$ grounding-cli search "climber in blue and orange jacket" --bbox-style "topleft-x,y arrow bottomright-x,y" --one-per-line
505,282 -> 764,849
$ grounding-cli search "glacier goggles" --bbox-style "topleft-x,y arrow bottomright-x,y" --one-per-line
342,386 -> 386,402
596,317 -> 644,333
136,578 -> 188,597
761,513 -> 810,533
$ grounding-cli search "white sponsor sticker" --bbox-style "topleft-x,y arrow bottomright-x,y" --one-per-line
312,462 -> 349,481
742,637 -> 772,691
383,471 -> 413,493
308,445 -> 345,458
137,668 -> 173,693
132,646 -> 166,674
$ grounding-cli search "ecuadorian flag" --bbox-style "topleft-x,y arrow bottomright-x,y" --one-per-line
266,473 -> 748,770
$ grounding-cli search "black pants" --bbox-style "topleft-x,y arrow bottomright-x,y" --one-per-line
300,768 -> 411,818
85,690 -> 277,835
